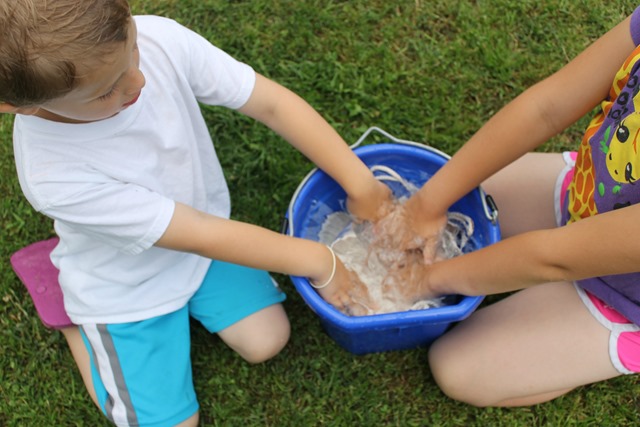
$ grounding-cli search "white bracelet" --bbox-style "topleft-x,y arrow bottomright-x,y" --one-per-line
310,245 -> 336,289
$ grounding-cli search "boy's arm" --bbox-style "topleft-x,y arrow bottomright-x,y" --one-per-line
155,202 -> 372,314
155,203 -> 328,279
237,73 -> 391,221
406,15 -> 635,236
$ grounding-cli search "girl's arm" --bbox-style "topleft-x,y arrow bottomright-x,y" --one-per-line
238,73 -> 391,221
404,14 -> 640,299
406,15 -> 635,237
421,203 -> 640,298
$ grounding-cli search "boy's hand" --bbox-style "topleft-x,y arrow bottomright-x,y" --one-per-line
346,180 -> 393,222
312,256 -> 378,316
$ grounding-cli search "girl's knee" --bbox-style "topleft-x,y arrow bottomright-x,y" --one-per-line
428,337 -> 493,407
428,339 -> 464,401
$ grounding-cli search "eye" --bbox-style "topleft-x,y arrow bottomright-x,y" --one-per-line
625,162 -> 635,183
97,88 -> 116,101
617,124 -> 630,142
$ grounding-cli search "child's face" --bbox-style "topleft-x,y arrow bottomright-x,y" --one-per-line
36,19 -> 145,123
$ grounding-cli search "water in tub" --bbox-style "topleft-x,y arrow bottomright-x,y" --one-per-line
313,169 -> 475,316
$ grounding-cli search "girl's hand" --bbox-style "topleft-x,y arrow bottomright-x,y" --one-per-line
369,200 -> 446,265
312,255 -> 378,316
379,250 -> 439,308
403,195 -> 448,264
346,180 -> 393,222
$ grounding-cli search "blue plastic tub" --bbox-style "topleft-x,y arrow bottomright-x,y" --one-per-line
286,139 -> 500,355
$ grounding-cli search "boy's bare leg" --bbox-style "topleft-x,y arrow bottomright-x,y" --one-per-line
217,303 -> 290,364
175,413 -> 199,427
428,281 -> 619,407
60,326 -> 99,408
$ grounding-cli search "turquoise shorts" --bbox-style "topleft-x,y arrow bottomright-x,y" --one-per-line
79,261 -> 286,427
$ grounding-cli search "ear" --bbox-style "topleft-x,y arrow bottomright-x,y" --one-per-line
0,102 -> 40,115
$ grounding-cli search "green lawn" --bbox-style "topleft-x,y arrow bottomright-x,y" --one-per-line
2,1 -> 640,425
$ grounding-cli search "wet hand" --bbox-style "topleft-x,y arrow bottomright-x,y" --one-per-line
403,197 -> 448,264
370,202 -> 432,257
379,252 -> 439,308
312,255 -> 379,316
346,180 -> 393,222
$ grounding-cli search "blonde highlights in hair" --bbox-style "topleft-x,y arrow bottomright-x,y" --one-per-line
0,0 -> 131,106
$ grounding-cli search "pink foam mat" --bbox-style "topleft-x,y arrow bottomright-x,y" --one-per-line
10,237 -> 74,329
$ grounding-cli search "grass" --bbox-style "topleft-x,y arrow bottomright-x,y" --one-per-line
2,0 -> 640,425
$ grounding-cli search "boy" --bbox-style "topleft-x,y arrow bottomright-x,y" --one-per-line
1,1 -> 389,425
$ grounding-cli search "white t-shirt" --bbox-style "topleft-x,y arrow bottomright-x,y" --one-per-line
13,15 -> 256,324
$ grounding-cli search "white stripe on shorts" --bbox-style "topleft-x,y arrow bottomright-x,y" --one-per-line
574,285 -> 640,375
82,324 -> 138,426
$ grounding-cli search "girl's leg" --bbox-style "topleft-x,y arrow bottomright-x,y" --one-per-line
482,152 -> 568,237
428,281 -> 620,407
427,152 -> 620,406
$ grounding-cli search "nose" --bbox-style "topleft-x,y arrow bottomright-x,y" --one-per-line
124,68 -> 146,96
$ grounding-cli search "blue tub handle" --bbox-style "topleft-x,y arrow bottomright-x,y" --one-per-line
352,127 -> 498,225
285,127 -> 499,236
351,126 -> 452,160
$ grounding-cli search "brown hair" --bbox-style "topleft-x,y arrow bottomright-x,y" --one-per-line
0,0 -> 131,106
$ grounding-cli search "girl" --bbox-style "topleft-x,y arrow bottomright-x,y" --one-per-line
393,6 -> 640,407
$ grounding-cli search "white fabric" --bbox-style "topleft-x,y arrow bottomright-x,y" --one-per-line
13,16 -> 256,324
574,284 -> 640,375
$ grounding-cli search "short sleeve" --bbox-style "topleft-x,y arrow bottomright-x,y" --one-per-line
35,173 -> 175,255
141,16 -> 256,109
630,6 -> 640,46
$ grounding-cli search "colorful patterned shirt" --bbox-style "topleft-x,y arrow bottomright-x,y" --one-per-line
561,6 -> 640,325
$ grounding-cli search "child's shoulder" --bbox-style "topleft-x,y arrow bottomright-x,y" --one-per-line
133,15 -> 195,46
133,15 -> 185,36
631,6 -> 640,47
133,15 -> 198,62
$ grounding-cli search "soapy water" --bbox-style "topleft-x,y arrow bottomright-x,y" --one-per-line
295,164 -> 477,316
318,206 -> 475,315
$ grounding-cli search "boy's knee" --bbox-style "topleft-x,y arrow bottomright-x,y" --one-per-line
239,322 -> 290,364
176,411 -> 199,427
218,304 -> 291,363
